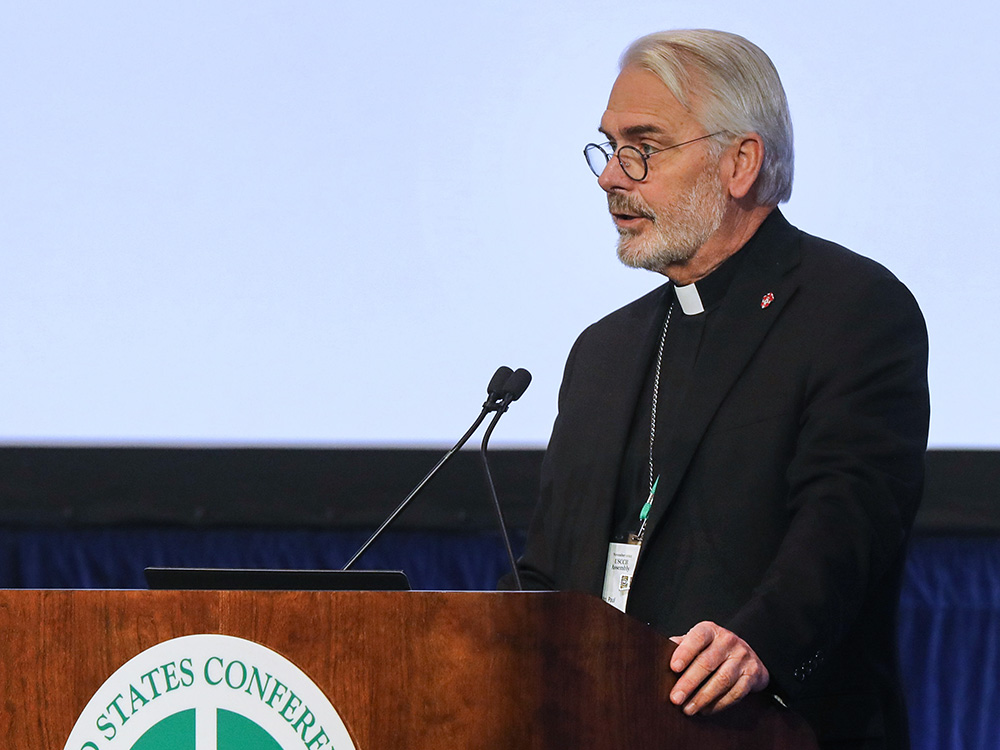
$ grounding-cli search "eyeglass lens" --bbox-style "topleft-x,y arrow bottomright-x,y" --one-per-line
584,144 -> 648,181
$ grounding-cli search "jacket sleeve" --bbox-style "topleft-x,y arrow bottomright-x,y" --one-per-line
725,269 -> 929,698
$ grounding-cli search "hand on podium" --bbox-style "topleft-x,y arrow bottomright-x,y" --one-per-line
668,620 -> 770,716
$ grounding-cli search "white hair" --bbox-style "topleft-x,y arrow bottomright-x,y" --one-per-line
621,29 -> 794,206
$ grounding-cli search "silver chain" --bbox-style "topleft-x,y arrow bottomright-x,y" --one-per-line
649,302 -> 674,493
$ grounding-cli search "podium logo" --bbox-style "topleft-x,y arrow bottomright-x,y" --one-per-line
64,634 -> 357,750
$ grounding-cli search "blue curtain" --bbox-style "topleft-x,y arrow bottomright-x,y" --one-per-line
0,527 -> 521,591
898,536 -> 1000,750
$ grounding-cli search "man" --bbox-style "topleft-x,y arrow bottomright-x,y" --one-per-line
509,30 -> 929,750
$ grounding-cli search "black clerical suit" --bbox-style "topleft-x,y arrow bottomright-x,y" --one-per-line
512,210 -> 930,749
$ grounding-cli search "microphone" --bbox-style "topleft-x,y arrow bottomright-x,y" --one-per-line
342,366 -> 519,571
480,368 -> 532,591
501,368 -> 531,404
486,366 -> 514,403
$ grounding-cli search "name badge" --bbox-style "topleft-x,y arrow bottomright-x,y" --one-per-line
602,540 -> 640,612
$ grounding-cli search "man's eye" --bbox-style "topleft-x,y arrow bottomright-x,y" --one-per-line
640,143 -> 656,155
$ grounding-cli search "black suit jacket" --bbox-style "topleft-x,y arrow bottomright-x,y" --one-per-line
513,211 -> 930,749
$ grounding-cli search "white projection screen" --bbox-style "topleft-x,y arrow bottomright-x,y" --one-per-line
1,1 -> 997,448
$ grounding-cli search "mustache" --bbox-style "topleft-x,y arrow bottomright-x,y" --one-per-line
607,193 -> 655,220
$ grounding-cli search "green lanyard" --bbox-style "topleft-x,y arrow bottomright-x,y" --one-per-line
631,475 -> 658,543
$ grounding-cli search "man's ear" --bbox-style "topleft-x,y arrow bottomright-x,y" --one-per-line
725,133 -> 765,201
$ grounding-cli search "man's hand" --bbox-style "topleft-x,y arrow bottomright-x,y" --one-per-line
668,621 -> 769,715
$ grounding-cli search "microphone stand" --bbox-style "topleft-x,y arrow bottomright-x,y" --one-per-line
480,400 -> 523,591
342,384 -> 507,571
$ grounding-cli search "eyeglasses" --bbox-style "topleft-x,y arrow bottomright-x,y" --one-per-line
583,132 -> 726,181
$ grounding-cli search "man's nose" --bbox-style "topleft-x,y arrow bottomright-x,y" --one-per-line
597,154 -> 632,193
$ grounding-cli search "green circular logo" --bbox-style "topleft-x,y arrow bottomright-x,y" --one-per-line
64,635 -> 357,750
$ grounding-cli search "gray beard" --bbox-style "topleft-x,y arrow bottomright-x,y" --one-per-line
613,171 -> 726,273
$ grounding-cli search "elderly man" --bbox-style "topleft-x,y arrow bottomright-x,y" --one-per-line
509,30 -> 929,750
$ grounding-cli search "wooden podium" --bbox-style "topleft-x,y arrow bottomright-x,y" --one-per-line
0,589 -> 817,749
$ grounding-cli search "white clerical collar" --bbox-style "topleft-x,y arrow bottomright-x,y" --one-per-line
674,282 -> 704,315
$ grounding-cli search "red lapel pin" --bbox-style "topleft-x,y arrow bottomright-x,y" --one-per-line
761,292 -> 775,309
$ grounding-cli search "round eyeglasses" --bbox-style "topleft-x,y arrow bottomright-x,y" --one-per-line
583,132 -> 726,181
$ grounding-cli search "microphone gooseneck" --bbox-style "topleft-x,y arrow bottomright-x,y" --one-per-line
480,368 -> 532,590
342,366 -> 525,572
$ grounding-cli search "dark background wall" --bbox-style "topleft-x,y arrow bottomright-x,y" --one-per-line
1,447 -> 995,533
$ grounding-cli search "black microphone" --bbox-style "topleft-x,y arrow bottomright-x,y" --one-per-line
501,368 -> 531,404
480,368 -> 532,591
486,366 -> 514,403
342,366 -> 516,571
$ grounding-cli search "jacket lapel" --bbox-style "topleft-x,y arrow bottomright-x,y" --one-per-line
639,212 -> 804,546
574,283 -> 673,590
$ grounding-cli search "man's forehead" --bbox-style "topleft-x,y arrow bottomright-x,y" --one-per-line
600,65 -> 697,137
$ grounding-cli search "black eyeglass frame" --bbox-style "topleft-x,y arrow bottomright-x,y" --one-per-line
583,131 -> 727,181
